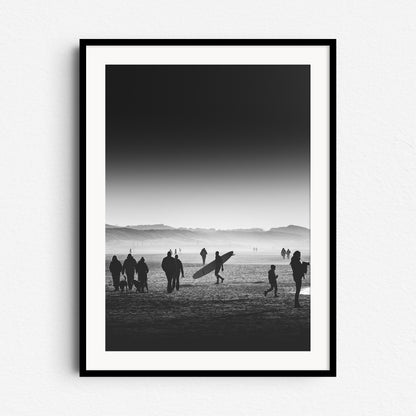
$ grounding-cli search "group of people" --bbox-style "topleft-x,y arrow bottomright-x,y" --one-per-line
265,250 -> 309,307
161,251 -> 184,293
109,254 -> 150,293
280,248 -> 291,259
109,248 -> 309,308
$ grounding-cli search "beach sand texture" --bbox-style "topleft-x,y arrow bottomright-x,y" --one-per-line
106,252 -> 310,351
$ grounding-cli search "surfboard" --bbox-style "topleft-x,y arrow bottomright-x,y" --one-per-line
193,251 -> 234,279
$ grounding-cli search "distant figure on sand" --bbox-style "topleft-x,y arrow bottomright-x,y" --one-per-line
286,249 -> 291,259
290,251 -> 309,308
109,255 -> 122,291
281,248 -> 286,259
162,251 -> 176,293
135,257 -> 149,292
214,251 -> 224,284
174,248 -> 177,255
264,265 -> 278,297
122,253 -> 137,290
200,248 -> 207,265
173,254 -> 184,291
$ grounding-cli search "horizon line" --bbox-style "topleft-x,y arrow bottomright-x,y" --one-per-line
105,223 -> 310,232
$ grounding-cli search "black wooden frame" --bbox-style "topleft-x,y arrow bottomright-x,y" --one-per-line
80,39 -> 336,377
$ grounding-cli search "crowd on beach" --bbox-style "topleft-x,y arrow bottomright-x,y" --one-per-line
108,247 -> 309,308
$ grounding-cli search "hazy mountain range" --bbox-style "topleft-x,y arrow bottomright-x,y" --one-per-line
106,224 -> 310,253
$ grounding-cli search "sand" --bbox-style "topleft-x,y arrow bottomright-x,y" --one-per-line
105,252 -> 310,351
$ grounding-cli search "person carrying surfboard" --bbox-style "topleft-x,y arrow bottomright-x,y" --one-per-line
214,251 -> 224,284
200,248 -> 207,265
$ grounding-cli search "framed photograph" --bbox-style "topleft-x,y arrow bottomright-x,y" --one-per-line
80,39 -> 336,376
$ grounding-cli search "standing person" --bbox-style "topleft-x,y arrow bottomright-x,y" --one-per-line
286,249 -> 291,259
122,253 -> 137,290
161,251 -> 176,293
136,257 -> 149,293
174,248 -> 177,256
109,255 -> 122,291
281,248 -> 286,260
214,251 -> 224,284
264,265 -> 278,297
290,251 -> 308,308
200,248 -> 207,265
172,254 -> 184,291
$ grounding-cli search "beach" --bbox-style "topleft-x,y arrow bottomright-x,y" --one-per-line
106,252 -> 310,351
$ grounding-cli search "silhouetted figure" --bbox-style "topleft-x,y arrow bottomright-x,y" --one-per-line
286,249 -> 291,259
122,253 -> 137,290
172,254 -> 184,291
109,255 -> 122,291
136,257 -> 149,293
281,248 -> 286,259
200,248 -> 207,265
290,251 -> 309,308
174,248 -> 177,255
161,251 -> 176,293
214,251 -> 224,284
264,265 -> 278,297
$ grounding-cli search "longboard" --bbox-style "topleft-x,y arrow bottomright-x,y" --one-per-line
193,251 -> 234,279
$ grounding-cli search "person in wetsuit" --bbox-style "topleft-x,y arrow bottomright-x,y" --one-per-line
281,248 -> 286,260
286,248 -> 291,259
172,254 -> 184,291
122,253 -> 137,290
109,255 -> 122,291
161,251 -> 176,293
290,250 -> 309,308
264,265 -> 278,297
214,251 -> 224,284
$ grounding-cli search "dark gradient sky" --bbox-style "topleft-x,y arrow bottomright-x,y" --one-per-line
106,65 -> 310,229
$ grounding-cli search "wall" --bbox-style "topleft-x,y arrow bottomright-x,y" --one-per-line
1,1 -> 415,414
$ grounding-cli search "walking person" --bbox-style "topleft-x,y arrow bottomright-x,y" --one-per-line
200,248 -> 207,265
281,248 -> 286,260
122,253 -> 137,291
161,251 -> 176,293
290,251 -> 308,308
109,255 -> 122,291
172,254 -> 184,291
136,257 -> 149,292
214,251 -> 224,284
264,265 -> 278,297
286,248 -> 291,259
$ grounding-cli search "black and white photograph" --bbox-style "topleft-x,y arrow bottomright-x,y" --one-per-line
82,40 -> 335,375
105,64 -> 312,352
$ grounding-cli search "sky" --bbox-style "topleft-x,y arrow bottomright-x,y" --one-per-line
106,65 -> 310,229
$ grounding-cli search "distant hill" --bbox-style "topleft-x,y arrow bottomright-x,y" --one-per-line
106,224 -> 310,253
125,224 -> 175,231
